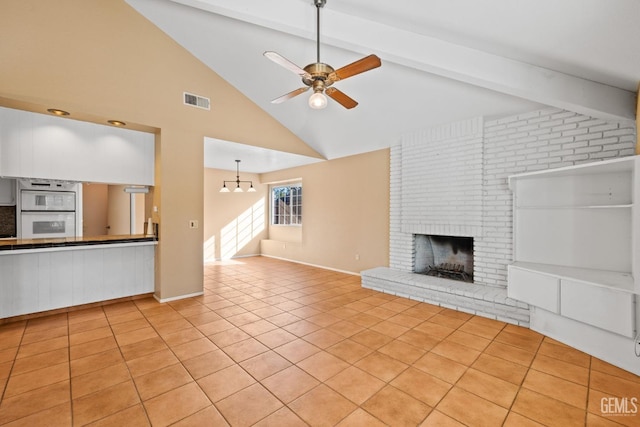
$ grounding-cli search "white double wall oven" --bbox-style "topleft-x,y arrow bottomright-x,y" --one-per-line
17,179 -> 82,239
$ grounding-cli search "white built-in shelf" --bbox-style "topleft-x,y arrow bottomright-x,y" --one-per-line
509,156 -> 640,374
510,156 -> 638,287
508,155 -> 639,342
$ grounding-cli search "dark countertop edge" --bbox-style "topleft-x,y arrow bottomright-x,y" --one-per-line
0,235 -> 157,251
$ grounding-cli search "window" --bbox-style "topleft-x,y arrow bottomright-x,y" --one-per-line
271,183 -> 302,225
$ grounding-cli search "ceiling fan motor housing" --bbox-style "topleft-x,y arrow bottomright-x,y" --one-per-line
302,63 -> 335,87
314,0 -> 326,8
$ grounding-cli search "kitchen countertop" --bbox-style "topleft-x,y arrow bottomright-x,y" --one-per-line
0,234 -> 157,251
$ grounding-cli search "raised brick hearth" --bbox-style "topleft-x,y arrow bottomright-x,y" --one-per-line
362,267 -> 529,324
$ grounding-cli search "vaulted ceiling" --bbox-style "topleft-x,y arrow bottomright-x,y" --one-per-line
127,0 -> 638,172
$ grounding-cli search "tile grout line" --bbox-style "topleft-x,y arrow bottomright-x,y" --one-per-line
0,320 -> 27,411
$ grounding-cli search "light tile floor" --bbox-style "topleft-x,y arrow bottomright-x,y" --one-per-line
1,256 -> 639,426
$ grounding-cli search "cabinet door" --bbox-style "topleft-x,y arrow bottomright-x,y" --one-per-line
92,126 -> 154,185
560,279 -> 635,337
0,107 -> 34,177
508,266 -> 560,313
32,114 -> 94,181
0,253 -> 39,318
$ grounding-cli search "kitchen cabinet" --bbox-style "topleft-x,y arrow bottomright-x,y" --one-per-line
0,106 -> 154,185
0,107 -> 32,177
0,241 -> 155,318
0,178 -> 16,205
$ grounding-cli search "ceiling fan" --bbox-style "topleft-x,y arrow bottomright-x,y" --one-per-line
264,0 -> 381,110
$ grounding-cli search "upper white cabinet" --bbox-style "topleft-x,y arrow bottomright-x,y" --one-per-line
0,106 -> 154,185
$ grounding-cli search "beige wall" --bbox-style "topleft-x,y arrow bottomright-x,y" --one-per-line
82,184 -> 108,236
203,168 -> 268,261
260,149 -> 390,274
0,0 -> 319,300
82,184 -> 145,237
107,185 -> 146,235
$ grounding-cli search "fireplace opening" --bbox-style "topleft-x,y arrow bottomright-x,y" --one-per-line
414,235 -> 474,283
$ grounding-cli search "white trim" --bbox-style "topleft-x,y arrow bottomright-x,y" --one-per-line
204,253 -> 261,263
260,254 -> 361,276
154,291 -> 204,303
261,177 -> 303,185
270,182 -> 303,226
0,241 -> 157,255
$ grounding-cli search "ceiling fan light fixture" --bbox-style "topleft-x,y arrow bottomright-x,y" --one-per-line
309,91 -> 327,109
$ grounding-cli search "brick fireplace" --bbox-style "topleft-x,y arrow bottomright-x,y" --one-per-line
361,109 -> 636,326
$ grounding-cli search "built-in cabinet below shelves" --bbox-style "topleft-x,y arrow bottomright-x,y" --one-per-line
508,263 -> 636,338
0,106 -> 154,186
508,156 -> 639,339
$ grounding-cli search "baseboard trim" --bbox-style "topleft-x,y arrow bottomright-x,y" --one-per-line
204,253 -> 261,263
260,254 -> 361,276
154,291 -> 205,303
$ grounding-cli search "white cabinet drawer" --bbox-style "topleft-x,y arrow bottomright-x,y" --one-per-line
508,266 -> 559,313
560,279 -> 635,337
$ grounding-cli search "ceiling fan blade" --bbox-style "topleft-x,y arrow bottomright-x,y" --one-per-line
325,87 -> 358,109
264,51 -> 310,78
329,54 -> 381,82
271,87 -> 310,104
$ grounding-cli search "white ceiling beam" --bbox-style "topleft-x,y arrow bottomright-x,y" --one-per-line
170,0 -> 636,124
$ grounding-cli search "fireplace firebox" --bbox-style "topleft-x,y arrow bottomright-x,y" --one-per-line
414,235 -> 474,282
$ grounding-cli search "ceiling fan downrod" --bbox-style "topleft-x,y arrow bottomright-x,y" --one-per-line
314,0 -> 326,64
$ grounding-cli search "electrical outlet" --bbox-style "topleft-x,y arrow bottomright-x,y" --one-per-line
189,220 -> 198,229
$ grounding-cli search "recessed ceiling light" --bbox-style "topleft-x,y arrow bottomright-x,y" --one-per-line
107,120 -> 126,127
47,108 -> 70,116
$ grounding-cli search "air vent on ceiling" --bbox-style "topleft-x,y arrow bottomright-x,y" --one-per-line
183,92 -> 210,110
